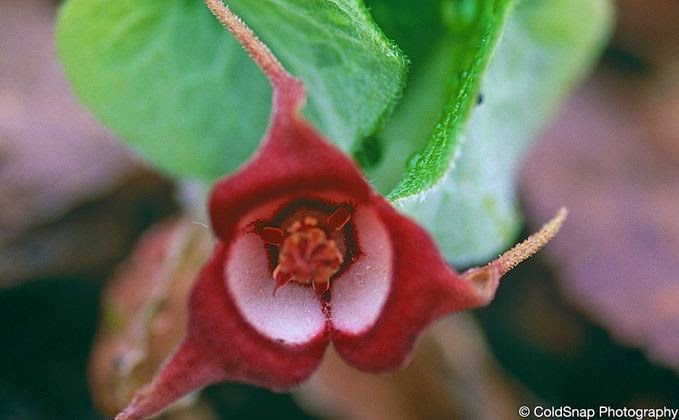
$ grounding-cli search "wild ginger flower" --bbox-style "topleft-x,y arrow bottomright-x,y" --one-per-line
117,1 -> 566,418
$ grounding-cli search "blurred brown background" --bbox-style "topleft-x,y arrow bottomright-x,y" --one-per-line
0,0 -> 677,419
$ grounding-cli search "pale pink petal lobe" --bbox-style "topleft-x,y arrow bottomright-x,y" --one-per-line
227,232 -> 327,345
330,205 -> 393,335
117,245 -> 329,419
333,199 -> 487,372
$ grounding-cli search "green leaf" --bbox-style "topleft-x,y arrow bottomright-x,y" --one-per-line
390,0 -> 613,265
374,0 -> 516,201
56,0 -> 407,181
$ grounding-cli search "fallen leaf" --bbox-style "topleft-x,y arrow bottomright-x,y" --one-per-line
521,68 -> 679,371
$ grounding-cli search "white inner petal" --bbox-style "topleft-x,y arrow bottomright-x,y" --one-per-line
226,232 -> 326,345
331,206 -> 393,335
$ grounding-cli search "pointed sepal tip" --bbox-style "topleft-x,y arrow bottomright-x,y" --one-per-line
461,207 -> 568,305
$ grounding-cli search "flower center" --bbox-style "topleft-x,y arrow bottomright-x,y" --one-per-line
259,205 -> 353,294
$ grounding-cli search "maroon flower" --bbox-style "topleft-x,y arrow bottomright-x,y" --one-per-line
116,2 -> 566,419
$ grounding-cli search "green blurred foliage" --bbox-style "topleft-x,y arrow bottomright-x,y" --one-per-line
369,0 -> 612,265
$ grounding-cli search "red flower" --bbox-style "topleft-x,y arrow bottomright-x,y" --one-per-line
116,2 -> 565,418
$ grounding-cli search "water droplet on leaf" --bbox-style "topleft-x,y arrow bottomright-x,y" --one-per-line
441,0 -> 480,33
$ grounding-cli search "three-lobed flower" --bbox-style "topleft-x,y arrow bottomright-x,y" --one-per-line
117,2 -> 566,418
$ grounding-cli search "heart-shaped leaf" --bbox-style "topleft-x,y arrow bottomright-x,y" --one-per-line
56,0 -> 406,181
